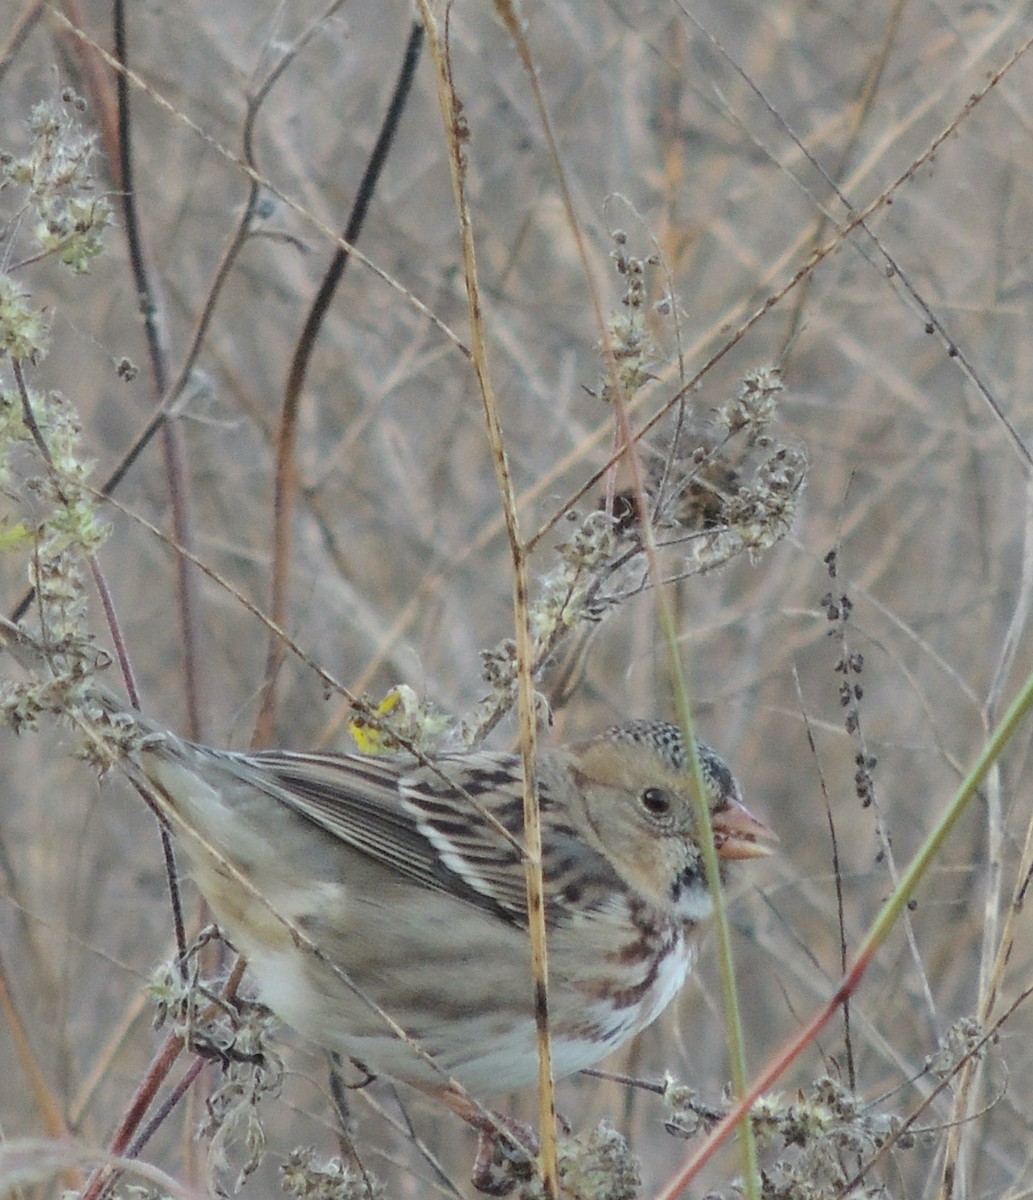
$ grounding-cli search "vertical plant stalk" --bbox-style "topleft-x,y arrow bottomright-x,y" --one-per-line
791,665 -> 856,1087
254,19 -> 424,746
0,942 -> 77,1190
674,0 -> 1033,474
938,476 -> 1033,1198
413,5 -> 558,1194
111,0 -> 205,741
79,1030 -> 186,1200
654,658 -> 1033,1199
492,2 -> 760,1193
601,381 -> 761,1196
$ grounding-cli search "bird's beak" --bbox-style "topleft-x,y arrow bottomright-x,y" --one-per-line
712,800 -> 778,860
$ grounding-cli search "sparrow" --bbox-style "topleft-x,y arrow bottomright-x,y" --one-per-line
0,617 -> 774,1189
126,713 -> 774,1095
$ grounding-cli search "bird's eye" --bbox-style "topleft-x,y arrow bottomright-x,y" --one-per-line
640,786 -> 672,816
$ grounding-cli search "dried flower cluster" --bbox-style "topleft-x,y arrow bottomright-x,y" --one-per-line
0,93 -> 113,742
748,1076 -> 906,1200
0,92 -> 811,1200
513,1122 -> 640,1200
595,228 -> 661,403
924,1015 -> 987,1080
0,89 -> 113,275
665,1075 -> 910,1200
636,368 -> 807,573
351,237 -> 807,753
148,933 -> 285,1193
281,1148 -> 384,1200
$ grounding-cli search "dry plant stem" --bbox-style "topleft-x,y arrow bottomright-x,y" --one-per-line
488,8 -> 760,1190
88,558 -> 140,709
415,5 -> 558,1194
653,660 -> 1033,1200
0,0 -> 44,82
49,8 -> 470,359
791,665 -> 855,1088
940,782 -> 1002,1191
491,2 -> 626,520
678,2 -> 1033,471
68,985 -> 155,1128
255,20 -> 424,748
335,1064 -> 462,1196
939,479 -> 1033,1196
111,0 -> 204,742
0,943 -> 76,1172
986,481 -> 1033,721
79,1029 -> 186,1200
661,566 -> 761,1199
89,558 -> 187,960
123,1054 -> 206,1161
781,0 -> 906,346
836,984 -> 1033,1199
619,414 -> 758,1196
491,2 -> 611,352
824,567 -> 938,1029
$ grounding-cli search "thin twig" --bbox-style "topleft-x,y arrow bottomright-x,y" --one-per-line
255,20 -> 425,747
416,5 -> 558,1192
111,0 -> 205,741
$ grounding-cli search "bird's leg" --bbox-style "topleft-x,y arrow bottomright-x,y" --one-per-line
433,1088 -> 539,1196
468,1111 -> 539,1196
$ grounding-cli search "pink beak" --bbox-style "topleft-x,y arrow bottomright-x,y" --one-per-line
712,799 -> 778,861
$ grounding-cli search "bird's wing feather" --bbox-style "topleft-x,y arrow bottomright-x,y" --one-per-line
237,748 -> 603,926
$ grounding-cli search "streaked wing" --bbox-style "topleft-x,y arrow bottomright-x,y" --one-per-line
241,749 -> 531,923
235,748 -> 619,928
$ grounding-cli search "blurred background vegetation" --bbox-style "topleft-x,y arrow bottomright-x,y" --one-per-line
2,1 -> 1033,1196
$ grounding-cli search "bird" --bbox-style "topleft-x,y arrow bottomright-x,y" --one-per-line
0,620 -> 775,1153
126,714 -> 774,1094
